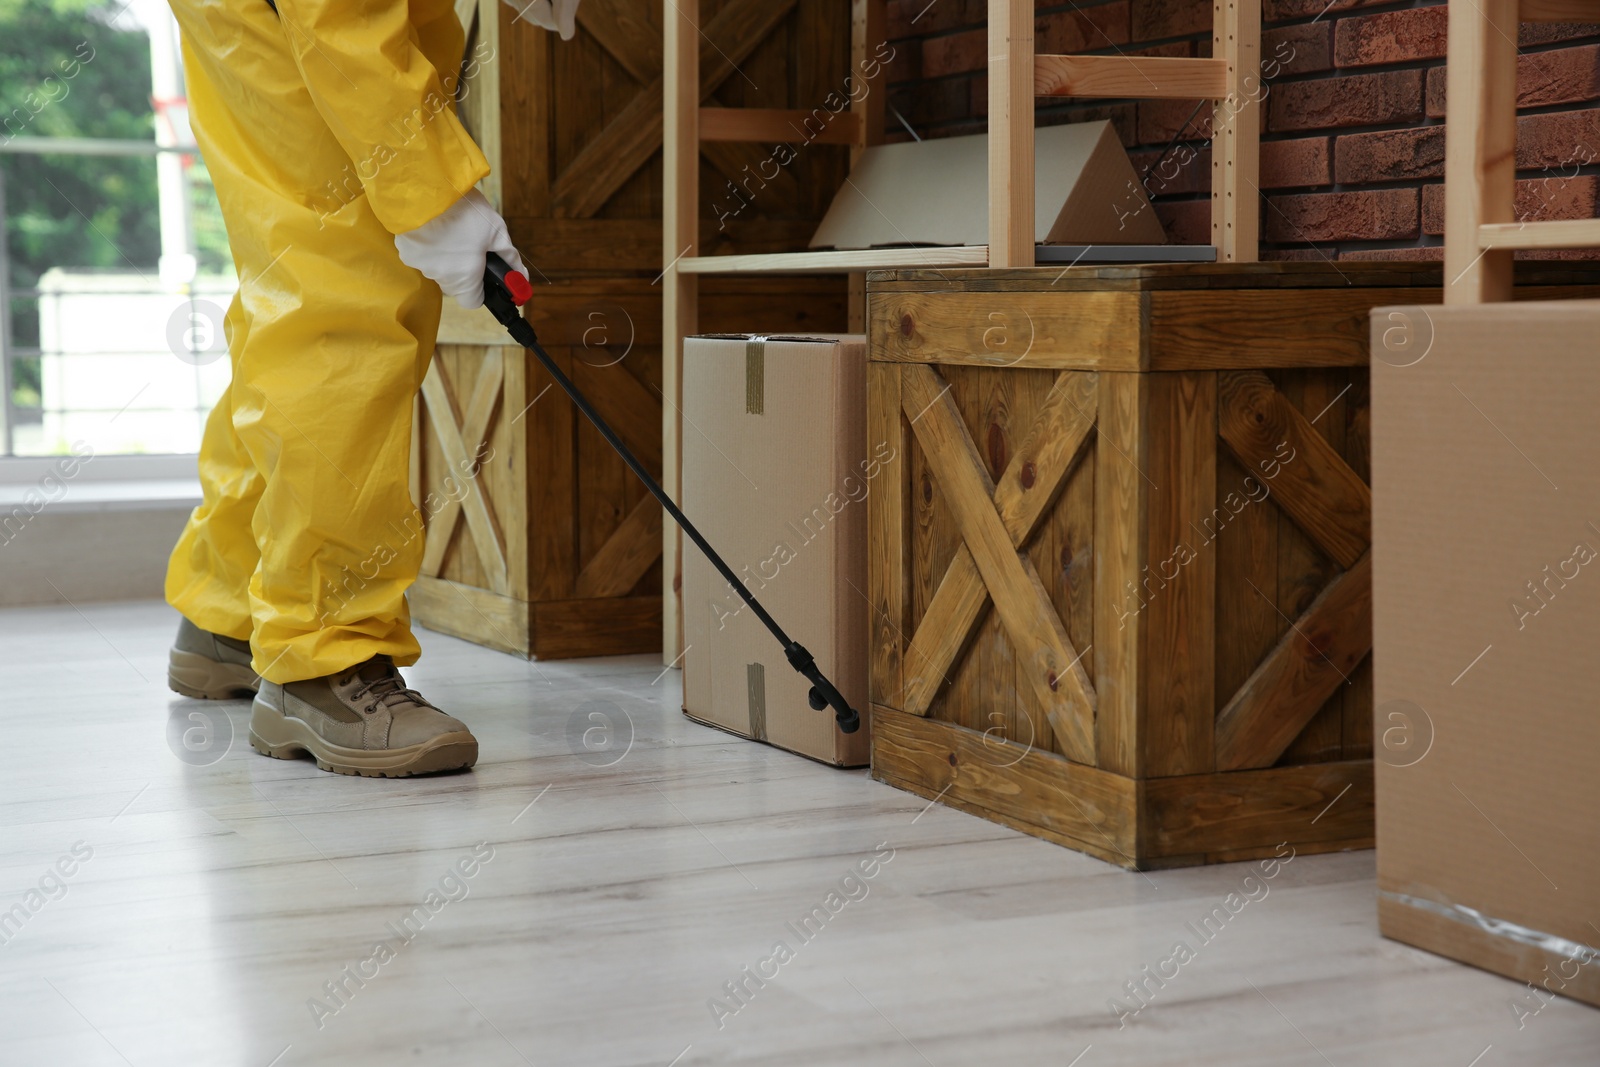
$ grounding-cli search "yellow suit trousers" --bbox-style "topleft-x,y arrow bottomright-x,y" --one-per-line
164,0 -> 489,683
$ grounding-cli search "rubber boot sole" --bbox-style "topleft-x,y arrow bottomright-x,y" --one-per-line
168,649 -> 261,700
248,700 -> 478,778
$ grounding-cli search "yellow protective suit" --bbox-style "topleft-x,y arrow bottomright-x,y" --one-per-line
164,0 -> 489,683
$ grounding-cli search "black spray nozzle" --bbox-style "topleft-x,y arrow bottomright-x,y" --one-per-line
785,642 -> 861,734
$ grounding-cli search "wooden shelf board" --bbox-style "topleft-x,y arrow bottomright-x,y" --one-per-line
1034,55 -> 1228,100
1479,219 -> 1600,250
1036,244 -> 1217,264
678,244 -> 1215,275
1520,0 -> 1600,22
699,107 -> 861,145
678,246 -> 991,274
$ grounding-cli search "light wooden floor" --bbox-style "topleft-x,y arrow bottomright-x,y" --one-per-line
1,600 -> 1596,1066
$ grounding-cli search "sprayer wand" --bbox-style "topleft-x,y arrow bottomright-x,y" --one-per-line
480,253 -> 860,734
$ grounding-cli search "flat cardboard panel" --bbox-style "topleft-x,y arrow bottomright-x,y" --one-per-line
809,121 -> 1165,250
681,334 -> 870,766
1371,300 -> 1600,1003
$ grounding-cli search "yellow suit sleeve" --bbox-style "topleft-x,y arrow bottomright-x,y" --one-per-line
273,0 -> 491,234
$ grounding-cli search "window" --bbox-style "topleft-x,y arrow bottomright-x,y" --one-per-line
2,0 -> 230,462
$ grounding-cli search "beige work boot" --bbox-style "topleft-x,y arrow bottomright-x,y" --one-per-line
249,656 -> 477,777
168,617 -> 260,699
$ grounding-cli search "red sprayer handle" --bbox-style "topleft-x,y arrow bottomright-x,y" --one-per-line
485,252 -> 533,307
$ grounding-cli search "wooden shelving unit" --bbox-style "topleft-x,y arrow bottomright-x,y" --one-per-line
1444,0 -> 1600,303
660,0 -> 1266,659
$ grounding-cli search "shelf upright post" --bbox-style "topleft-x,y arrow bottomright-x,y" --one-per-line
987,0 -> 1035,269
662,0 -> 701,662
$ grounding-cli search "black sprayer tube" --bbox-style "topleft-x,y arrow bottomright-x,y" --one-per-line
481,252 -> 860,733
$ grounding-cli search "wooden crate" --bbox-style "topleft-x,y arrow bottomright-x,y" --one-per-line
411,1 -> 854,657
412,278 -> 845,658
866,262 -> 1600,869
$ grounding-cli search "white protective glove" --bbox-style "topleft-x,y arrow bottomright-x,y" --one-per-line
506,0 -> 581,40
394,189 -> 525,311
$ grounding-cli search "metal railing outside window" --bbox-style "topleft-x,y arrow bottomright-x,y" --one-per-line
2,0 -> 231,463
2,141 -> 234,461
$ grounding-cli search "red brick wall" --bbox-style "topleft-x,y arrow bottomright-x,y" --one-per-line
883,0 -> 1600,260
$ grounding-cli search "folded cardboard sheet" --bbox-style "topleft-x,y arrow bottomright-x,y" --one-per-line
810,120 -> 1166,249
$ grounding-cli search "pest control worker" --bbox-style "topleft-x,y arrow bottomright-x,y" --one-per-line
162,0 -> 581,776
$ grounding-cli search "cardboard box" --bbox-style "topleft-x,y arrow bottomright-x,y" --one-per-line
681,335 -> 872,766
1371,300 -> 1600,1007
810,120 -> 1166,250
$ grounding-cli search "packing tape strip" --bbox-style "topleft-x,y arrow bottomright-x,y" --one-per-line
1381,891 -> 1600,963
746,337 -> 766,415
746,661 -> 768,742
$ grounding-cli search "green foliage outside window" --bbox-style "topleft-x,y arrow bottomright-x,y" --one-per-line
2,0 -> 232,412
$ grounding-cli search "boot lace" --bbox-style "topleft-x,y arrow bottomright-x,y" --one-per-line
346,662 -> 434,714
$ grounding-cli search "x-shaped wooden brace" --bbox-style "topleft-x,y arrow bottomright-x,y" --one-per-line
569,359 -> 665,599
1213,370 -> 1373,770
550,0 -> 801,217
421,356 -> 509,595
899,364 -> 1099,764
